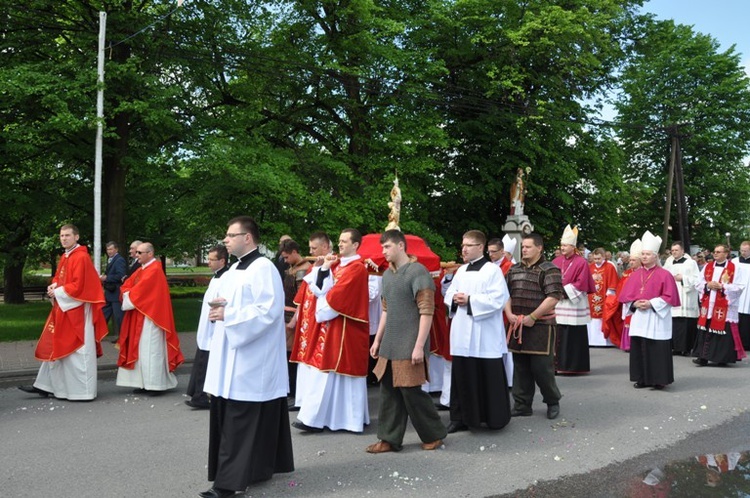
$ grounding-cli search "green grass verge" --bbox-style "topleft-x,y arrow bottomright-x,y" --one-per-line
0,297 -> 202,342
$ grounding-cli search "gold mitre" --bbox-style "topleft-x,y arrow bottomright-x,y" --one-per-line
560,224 -> 578,246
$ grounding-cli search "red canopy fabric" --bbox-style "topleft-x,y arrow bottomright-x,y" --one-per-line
358,233 -> 441,273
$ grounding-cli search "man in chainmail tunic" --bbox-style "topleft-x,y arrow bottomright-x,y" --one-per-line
366,230 -> 447,453
505,233 -> 565,420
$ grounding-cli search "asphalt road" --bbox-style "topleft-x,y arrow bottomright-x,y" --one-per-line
2,348 -> 749,498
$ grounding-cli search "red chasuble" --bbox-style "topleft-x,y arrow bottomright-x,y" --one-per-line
601,268 -> 633,348
499,258 -> 512,276
588,262 -> 619,319
429,272 -> 452,361
117,261 -> 184,372
35,245 -> 108,361
290,267 -> 319,365
307,259 -> 370,376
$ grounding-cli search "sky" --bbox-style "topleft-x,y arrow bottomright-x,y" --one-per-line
642,0 -> 750,74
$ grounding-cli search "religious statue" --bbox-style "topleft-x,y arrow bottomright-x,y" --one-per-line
509,167 -> 529,216
386,177 -> 401,231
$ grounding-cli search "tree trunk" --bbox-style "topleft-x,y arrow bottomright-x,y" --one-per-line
3,260 -> 26,304
2,223 -> 32,304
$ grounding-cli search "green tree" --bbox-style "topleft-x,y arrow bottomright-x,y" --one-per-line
614,19 -> 750,249
425,0 -> 640,246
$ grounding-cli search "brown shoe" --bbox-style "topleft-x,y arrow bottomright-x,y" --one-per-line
421,439 -> 443,451
366,440 -> 394,454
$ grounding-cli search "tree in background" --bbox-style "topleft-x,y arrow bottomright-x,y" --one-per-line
615,19 -> 750,248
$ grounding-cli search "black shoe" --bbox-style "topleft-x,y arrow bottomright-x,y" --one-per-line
434,402 -> 450,411
446,421 -> 468,433
291,420 -> 323,433
692,358 -> 708,367
199,487 -> 235,498
633,382 -> 650,389
18,385 -> 51,397
185,399 -> 210,409
652,385 -> 666,390
511,408 -> 532,417
110,336 -> 120,343
546,404 -> 560,420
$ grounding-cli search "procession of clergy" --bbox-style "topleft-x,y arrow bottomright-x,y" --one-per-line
20,219 -> 750,497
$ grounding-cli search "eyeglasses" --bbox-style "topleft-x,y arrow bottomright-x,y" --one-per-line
225,232 -> 247,238
207,258 -> 219,262
135,250 -> 151,255
488,249 -> 502,254
461,243 -> 481,248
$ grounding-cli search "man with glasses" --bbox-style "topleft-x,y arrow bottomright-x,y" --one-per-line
693,244 -> 745,366
116,242 -> 184,394
184,245 -> 229,410
443,230 -> 511,434
201,216 -> 293,498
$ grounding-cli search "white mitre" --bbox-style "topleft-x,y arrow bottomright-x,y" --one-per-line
561,224 -> 578,246
641,231 -> 662,253
502,234 -> 517,256
629,238 -> 642,259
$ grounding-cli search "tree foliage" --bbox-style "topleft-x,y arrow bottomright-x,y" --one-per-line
3,1 -> 750,302
614,18 -> 750,249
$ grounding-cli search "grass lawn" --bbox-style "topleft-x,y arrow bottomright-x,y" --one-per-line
0,297 -> 203,342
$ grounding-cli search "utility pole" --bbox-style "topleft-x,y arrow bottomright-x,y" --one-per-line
94,12 -> 106,273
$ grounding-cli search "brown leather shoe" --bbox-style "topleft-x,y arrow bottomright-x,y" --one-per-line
421,439 -> 443,450
366,440 -> 394,454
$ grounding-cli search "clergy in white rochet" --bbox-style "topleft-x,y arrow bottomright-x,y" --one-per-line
444,230 -> 512,433
732,241 -> 750,351
552,224 -> 596,374
663,241 -> 701,355
619,230 -> 680,390
202,216 -> 293,496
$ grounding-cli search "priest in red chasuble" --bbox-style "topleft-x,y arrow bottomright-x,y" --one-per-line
291,228 -> 370,433
588,247 -> 619,347
20,224 -> 108,401
116,242 -> 183,393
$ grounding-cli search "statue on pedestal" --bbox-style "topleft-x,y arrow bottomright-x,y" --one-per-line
509,167 -> 528,216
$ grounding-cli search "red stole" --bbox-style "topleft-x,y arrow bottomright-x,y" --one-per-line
117,261 -> 184,372
698,260 -> 735,334
601,268 -> 633,348
35,246 -> 108,361
307,259 -> 370,376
